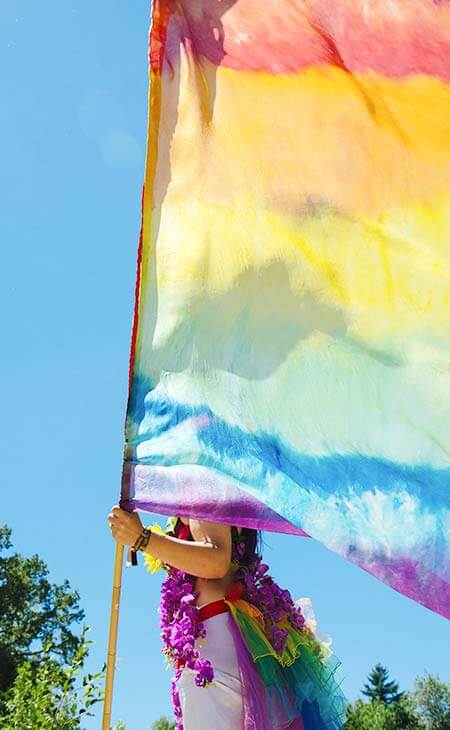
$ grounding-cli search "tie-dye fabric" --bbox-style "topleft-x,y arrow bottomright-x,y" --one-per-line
121,0 -> 450,618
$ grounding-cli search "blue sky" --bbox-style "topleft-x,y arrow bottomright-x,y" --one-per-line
1,2 -> 448,728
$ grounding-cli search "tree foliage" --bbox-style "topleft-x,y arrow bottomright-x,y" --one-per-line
394,695 -> 425,729
0,525 -> 84,692
412,673 -> 450,730
345,697 -> 423,729
151,717 -> 176,730
345,698 -> 398,729
113,715 -> 176,729
362,663 -> 404,705
345,664 -> 429,729
0,526 -> 104,726
1,627 -> 104,729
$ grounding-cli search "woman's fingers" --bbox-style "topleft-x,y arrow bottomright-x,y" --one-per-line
107,507 -> 123,542
108,506 -> 125,524
107,506 -> 143,546
108,518 -> 126,544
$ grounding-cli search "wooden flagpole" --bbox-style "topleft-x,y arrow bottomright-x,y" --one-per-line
101,543 -> 125,730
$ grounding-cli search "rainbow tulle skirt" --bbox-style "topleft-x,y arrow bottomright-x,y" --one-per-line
196,595 -> 346,729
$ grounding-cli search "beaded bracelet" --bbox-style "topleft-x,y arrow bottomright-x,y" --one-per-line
134,527 -> 152,552
127,527 -> 152,567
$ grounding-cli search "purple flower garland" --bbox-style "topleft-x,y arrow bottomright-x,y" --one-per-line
158,529 -> 308,729
240,556 -> 306,652
158,567 -> 212,729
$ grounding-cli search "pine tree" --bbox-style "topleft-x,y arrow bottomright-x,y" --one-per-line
362,664 -> 404,705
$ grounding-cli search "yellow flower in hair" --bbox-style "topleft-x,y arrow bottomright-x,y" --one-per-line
143,524 -> 165,574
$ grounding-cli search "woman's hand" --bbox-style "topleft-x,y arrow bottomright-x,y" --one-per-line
108,505 -> 143,546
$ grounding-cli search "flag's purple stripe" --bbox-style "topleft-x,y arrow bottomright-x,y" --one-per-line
120,463 -> 308,536
353,551 -> 450,620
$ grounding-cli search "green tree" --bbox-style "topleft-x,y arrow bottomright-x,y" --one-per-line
346,664 -> 424,730
1,627 -> 104,729
151,717 -> 176,730
362,664 -> 404,705
392,695 -> 424,729
0,525 -> 84,692
345,696 -> 423,729
345,699 -> 397,730
113,722 -> 127,730
412,672 -> 450,730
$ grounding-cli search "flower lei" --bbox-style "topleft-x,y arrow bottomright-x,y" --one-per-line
238,557 -> 306,652
144,520 -> 212,728
160,568 -> 212,728
144,521 -> 307,729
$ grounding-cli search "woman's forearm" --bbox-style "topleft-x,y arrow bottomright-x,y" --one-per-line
107,506 -> 232,579
143,530 -> 230,579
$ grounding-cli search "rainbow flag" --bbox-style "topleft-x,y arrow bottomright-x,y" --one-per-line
121,0 -> 450,618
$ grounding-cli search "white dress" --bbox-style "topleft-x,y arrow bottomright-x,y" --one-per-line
175,611 -> 244,729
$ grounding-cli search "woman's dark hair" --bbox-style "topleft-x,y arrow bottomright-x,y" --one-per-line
231,525 -> 261,568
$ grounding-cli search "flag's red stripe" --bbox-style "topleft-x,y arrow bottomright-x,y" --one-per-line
126,186 -> 144,395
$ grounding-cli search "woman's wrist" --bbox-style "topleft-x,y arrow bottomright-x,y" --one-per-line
132,527 -> 152,552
